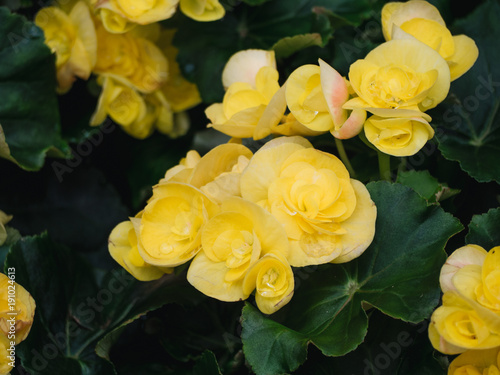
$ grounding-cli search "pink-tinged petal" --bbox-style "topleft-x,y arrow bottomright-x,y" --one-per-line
319,59 -> 348,126
331,109 -> 367,139
440,244 -> 487,293
222,49 -> 276,90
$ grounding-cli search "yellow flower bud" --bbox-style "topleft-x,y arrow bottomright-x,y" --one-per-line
364,115 -> 434,156
0,273 -> 35,345
179,0 -> 225,22
243,251 -> 294,314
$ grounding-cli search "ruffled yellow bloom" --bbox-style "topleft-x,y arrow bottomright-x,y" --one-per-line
364,115 -> 435,156
94,22 -> 168,93
139,183 -> 219,267
91,0 -> 178,33
108,219 -> 173,281
157,30 -> 202,112
448,347 -> 500,375
243,251 -> 294,314
344,39 -> 450,118
35,1 -> 97,93
179,0 -> 225,22
0,273 -> 35,345
0,211 -> 12,246
382,0 -> 478,81
430,245 -> 500,354
187,197 -> 289,307
429,292 -> 500,354
240,136 -> 377,267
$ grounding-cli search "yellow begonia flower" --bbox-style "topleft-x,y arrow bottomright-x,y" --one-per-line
187,197 -> 290,306
382,0 -> 478,81
94,22 -> 168,93
91,0 -> 178,32
448,347 -> 500,375
157,30 -> 202,112
139,182 -> 219,267
364,115 -> 434,157
344,39 -> 450,118
0,334 -> 12,375
0,273 -> 35,345
0,211 -> 12,246
108,220 -> 172,281
35,1 -> 97,93
429,292 -> 500,354
206,66 -> 281,139
240,136 -> 376,267
180,0 -> 225,22
243,251 -> 294,314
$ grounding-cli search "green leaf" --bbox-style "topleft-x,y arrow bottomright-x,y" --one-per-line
192,351 -> 223,375
242,182 -> 462,375
434,0 -> 500,183
294,310 -> 447,375
0,226 -> 20,267
0,7 -> 69,170
272,33 -> 323,59
466,207 -> 500,249
5,234 -> 205,375
397,170 -> 460,203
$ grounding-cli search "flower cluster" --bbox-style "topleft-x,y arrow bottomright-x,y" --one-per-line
35,1 -> 202,139
0,272 -> 35,375
206,0 -> 478,157
109,136 -> 377,314
429,245 -> 500,373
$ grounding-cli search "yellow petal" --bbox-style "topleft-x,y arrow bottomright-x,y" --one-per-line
400,18 -> 455,59
222,49 -> 276,89
180,0 -> 225,22
448,35 -> 479,81
449,348 -> 500,374
440,245 -> 487,293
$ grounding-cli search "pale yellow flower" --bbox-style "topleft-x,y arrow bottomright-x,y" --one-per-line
364,115 -> 434,156
382,0 -> 478,81
35,1 -> 97,93
0,274 -> 35,345
240,136 -> 376,267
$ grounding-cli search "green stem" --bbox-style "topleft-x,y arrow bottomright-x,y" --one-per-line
378,151 -> 391,181
335,138 -> 356,177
